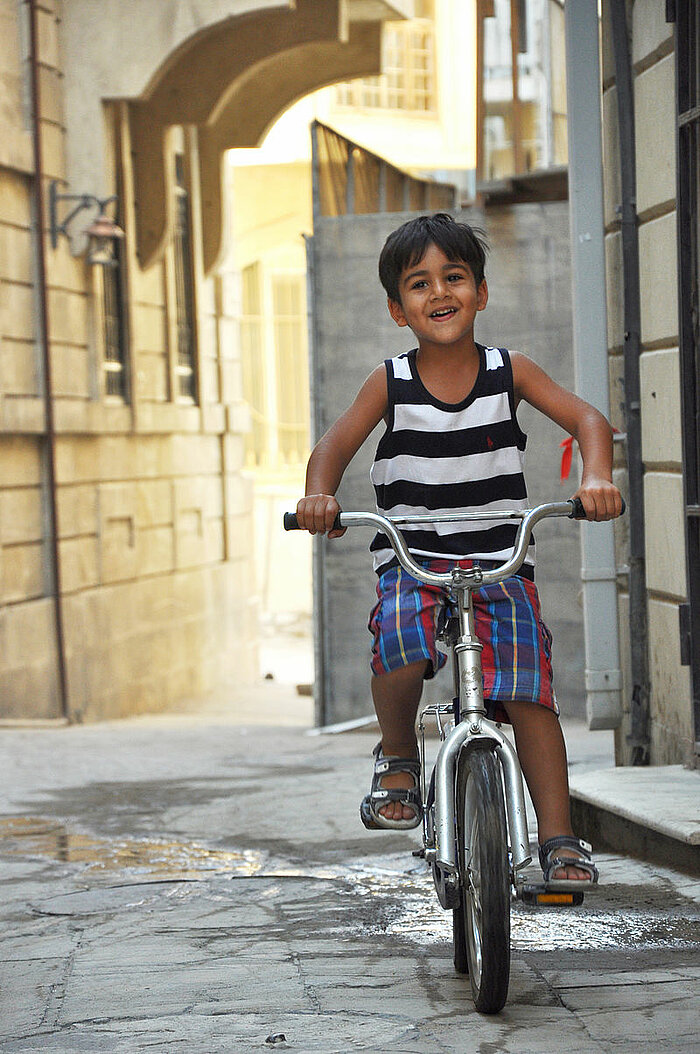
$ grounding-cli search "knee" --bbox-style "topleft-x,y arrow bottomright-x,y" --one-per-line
378,660 -> 429,686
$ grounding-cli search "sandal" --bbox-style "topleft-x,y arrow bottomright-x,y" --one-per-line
539,835 -> 599,890
360,742 -> 423,831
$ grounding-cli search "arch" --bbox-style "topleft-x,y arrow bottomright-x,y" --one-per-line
129,0 -> 372,268
199,21 -> 382,272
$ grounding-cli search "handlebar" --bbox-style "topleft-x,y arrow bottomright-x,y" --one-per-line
283,498 -> 625,590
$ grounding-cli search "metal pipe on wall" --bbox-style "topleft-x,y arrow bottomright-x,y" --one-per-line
27,0 -> 69,720
608,0 -> 650,764
564,1 -> 622,731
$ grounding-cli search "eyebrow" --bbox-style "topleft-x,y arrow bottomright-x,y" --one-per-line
402,261 -> 469,284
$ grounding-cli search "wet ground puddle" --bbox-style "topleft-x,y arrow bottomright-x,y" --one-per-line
2,816 -> 698,950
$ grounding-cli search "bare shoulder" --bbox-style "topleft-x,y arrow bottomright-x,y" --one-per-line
509,349 -> 607,435
510,349 -> 543,385
361,362 -> 389,394
352,363 -> 388,417
323,362 -> 389,457
510,349 -> 565,399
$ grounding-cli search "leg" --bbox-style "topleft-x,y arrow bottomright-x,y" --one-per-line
371,660 -> 427,822
503,701 -> 591,881
367,562 -> 446,826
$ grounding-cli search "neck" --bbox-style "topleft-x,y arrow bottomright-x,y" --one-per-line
416,334 -> 480,364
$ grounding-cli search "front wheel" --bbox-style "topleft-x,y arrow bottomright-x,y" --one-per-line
455,745 -> 510,1013
452,904 -> 468,974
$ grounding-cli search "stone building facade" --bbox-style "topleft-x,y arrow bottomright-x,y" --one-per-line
0,0 -> 412,721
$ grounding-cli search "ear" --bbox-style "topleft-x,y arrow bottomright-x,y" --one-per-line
388,297 -> 409,327
476,279 -> 488,312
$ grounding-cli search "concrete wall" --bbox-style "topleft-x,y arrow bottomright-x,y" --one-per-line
601,0 -> 692,763
310,203 -> 586,727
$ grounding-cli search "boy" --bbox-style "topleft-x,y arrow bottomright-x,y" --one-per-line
296,213 -> 622,886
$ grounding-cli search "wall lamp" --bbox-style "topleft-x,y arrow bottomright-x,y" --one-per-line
48,180 -> 125,266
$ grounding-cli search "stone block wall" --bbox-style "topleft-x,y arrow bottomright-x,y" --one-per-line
602,0 -> 692,763
0,0 -> 257,721
0,0 -> 61,719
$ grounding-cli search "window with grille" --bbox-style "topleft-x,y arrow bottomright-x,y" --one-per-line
335,0 -> 436,113
173,154 -> 197,401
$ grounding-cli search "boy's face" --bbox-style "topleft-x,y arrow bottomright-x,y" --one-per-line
388,243 -> 488,349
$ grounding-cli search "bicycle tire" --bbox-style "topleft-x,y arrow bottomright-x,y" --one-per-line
452,905 -> 469,974
456,745 -> 510,1013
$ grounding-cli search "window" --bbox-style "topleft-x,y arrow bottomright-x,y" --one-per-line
241,263 -> 266,465
99,240 -> 128,400
240,264 -> 309,469
675,0 -> 700,754
479,0 -> 568,181
173,153 -> 197,401
272,275 -> 309,466
335,1 -> 436,113
99,109 -> 129,401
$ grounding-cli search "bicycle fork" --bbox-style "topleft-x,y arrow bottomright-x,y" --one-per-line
430,721 -> 531,874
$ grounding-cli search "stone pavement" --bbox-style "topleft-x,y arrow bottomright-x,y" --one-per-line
0,679 -> 698,1053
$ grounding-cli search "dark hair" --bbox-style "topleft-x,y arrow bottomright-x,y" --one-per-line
378,213 -> 488,303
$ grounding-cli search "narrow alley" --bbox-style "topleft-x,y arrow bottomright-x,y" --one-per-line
1,686 -> 697,1053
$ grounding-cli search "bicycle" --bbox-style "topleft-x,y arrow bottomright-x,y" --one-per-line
284,498 -> 618,1014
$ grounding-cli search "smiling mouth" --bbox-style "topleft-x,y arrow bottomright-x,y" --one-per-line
430,307 -> 457,319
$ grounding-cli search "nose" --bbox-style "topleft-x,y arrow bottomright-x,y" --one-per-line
431,277 -> 448,298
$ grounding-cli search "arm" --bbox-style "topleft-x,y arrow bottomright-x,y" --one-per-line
296,365 -> 388,537
511,352 -> 622,521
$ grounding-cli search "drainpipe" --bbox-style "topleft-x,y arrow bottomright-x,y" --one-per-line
564,2 -> 622,731
608,0 -> 650,765
28,0 -> 69,720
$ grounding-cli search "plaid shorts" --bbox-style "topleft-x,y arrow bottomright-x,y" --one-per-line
368,559 -> 558,723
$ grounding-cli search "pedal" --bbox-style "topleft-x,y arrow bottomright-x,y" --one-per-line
517,882 -> 584,906
411,847 -> 426,859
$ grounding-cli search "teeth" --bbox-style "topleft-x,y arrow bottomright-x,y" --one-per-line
431,308 -> 454,317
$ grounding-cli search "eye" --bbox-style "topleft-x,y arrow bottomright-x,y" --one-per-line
447,272 -> 465,282
411,279 -> 428,290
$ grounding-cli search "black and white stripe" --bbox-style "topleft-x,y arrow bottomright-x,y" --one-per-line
370,344 -> 533,575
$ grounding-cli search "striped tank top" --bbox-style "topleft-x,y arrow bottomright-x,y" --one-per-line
369,344 -> 534,578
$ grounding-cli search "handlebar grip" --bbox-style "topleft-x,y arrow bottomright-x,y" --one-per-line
283,512 -> 344,532
569,496 -> 626,519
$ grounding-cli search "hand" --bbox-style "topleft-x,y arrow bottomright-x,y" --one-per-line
573,478 -> 623,521
295,494 -> 345,538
